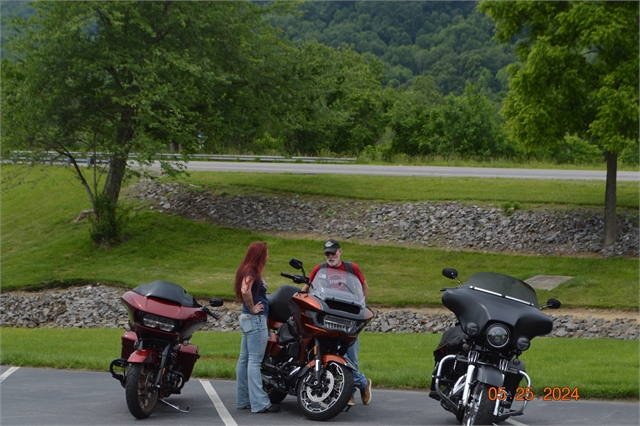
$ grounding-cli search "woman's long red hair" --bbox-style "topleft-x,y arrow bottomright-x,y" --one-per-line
234,241 -> 268,303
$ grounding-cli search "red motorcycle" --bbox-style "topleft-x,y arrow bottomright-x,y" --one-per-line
110,280 -> 223,419
261,259 -> 374,421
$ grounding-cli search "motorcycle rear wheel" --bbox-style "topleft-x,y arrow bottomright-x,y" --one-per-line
461,383 -> 494,426
296,362 -> 354,421
125,363 -> 159,419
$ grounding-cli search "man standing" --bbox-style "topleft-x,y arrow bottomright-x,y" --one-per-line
302,239 -> 372,406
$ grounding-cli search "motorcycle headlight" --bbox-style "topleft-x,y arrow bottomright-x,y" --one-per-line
516,336 -> 530,351
486,324 -> 510,348
142,313 -> 176,332
310,314 -> 364,334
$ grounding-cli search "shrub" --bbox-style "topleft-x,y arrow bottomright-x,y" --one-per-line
88,194 -> 132,246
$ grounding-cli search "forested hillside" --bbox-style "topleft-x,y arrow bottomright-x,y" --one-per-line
2,1 -> 637,167
0,1 -> 36,58
273,1 -> 515,102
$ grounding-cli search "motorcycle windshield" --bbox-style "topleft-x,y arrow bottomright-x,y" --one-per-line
463,272 -> 539,306
133,280 -> 196,307
310,267 -> 366,308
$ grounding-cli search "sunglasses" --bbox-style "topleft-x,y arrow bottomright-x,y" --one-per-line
324,252 -> 337,257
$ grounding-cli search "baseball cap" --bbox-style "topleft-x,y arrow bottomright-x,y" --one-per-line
323,239 -> 341,254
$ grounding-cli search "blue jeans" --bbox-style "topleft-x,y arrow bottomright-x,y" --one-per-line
346,337 -> 367,391
236,313 -> 271,412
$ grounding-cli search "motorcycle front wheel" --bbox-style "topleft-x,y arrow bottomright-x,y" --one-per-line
296,361 -> 354,421
125,363 -> 159,419
461,383 -> 495,426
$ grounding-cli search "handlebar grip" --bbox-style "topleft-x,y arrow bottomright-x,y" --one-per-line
202,307 -> 220,320
281,272 -> 295,280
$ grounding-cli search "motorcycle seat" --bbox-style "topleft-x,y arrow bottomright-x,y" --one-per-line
277,318 -> 298,344
267,285 -> 300,323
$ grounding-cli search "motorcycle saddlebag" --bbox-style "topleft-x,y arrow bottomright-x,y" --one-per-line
434,324 -> 465,363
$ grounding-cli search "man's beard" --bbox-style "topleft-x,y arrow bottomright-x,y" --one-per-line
327,256 -> 340,267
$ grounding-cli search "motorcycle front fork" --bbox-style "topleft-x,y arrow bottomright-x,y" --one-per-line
458,353 -> 533,420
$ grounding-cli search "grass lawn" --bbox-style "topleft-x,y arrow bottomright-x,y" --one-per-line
1,164 -> 638,398
0,328 -> 636,399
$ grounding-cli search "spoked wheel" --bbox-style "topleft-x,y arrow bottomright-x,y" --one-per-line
264,381 -> 288,404
296,362 -> 354,421
125,363 -> 159,419
462,383 -> 494,426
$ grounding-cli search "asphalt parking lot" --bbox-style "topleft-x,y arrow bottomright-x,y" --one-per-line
1,366 -> 638,426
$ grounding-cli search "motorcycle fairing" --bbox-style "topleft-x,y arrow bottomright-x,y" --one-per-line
121,291 -> 208,334
442,286 -> 553,342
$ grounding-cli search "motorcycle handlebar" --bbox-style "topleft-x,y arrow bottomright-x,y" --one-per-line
201,306 -> 220,320
281,272 -> 309,284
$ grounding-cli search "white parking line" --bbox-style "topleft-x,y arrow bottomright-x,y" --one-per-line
0,367 -> 20,382
200,379 -> 238,426
505,418 -> 529,426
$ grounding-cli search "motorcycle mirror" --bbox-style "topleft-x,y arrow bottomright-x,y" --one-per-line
209,298 -> 224,307
442,268 -> 458,280
289,258 -> 303,270
546,298 -> 561,309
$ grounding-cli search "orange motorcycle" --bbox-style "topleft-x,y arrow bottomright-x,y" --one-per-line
261,259 -> 373,421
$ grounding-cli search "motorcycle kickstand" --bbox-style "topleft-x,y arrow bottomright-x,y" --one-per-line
159,398 -> 190,413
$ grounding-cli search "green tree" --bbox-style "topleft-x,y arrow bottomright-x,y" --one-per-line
390,80 -> 513,159
480,0 -> 639,247
1,1 -> 289,244
280,41 -> 389,155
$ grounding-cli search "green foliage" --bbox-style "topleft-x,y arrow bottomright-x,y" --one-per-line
501,201 -> 521,216
390,84 -> 515,158
619,139 -> 640,166
0,1 -> 309,212
480,1 -> 639,155
276,41 -> 391,156
88,193 -> 132,246
554,135 -> 605,165
277,1 -> 516,101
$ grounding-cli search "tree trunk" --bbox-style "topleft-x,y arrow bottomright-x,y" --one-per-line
603,151 -> 618,247
103,155 -> 128,206
103,108 -> 135,206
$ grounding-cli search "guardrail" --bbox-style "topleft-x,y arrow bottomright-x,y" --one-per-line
6,151 -> 357,166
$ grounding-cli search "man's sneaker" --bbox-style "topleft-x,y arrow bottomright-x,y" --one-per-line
348,395 -> 355,406
360,378 -> 372,405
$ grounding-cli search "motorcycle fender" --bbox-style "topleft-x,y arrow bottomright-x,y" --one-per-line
475,365 -> 503,387
298,354 -> 357,378
127,349 -> 160,365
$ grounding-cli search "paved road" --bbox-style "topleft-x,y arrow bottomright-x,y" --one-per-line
1,366 -> 637,426
133,161 -> 640,181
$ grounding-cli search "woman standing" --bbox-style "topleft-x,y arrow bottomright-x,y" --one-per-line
234,241 -> 280,413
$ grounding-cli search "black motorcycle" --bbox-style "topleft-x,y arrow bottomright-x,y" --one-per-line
430,268 -> 560,426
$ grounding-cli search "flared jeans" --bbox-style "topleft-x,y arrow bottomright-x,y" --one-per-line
236,313 -> 271,412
